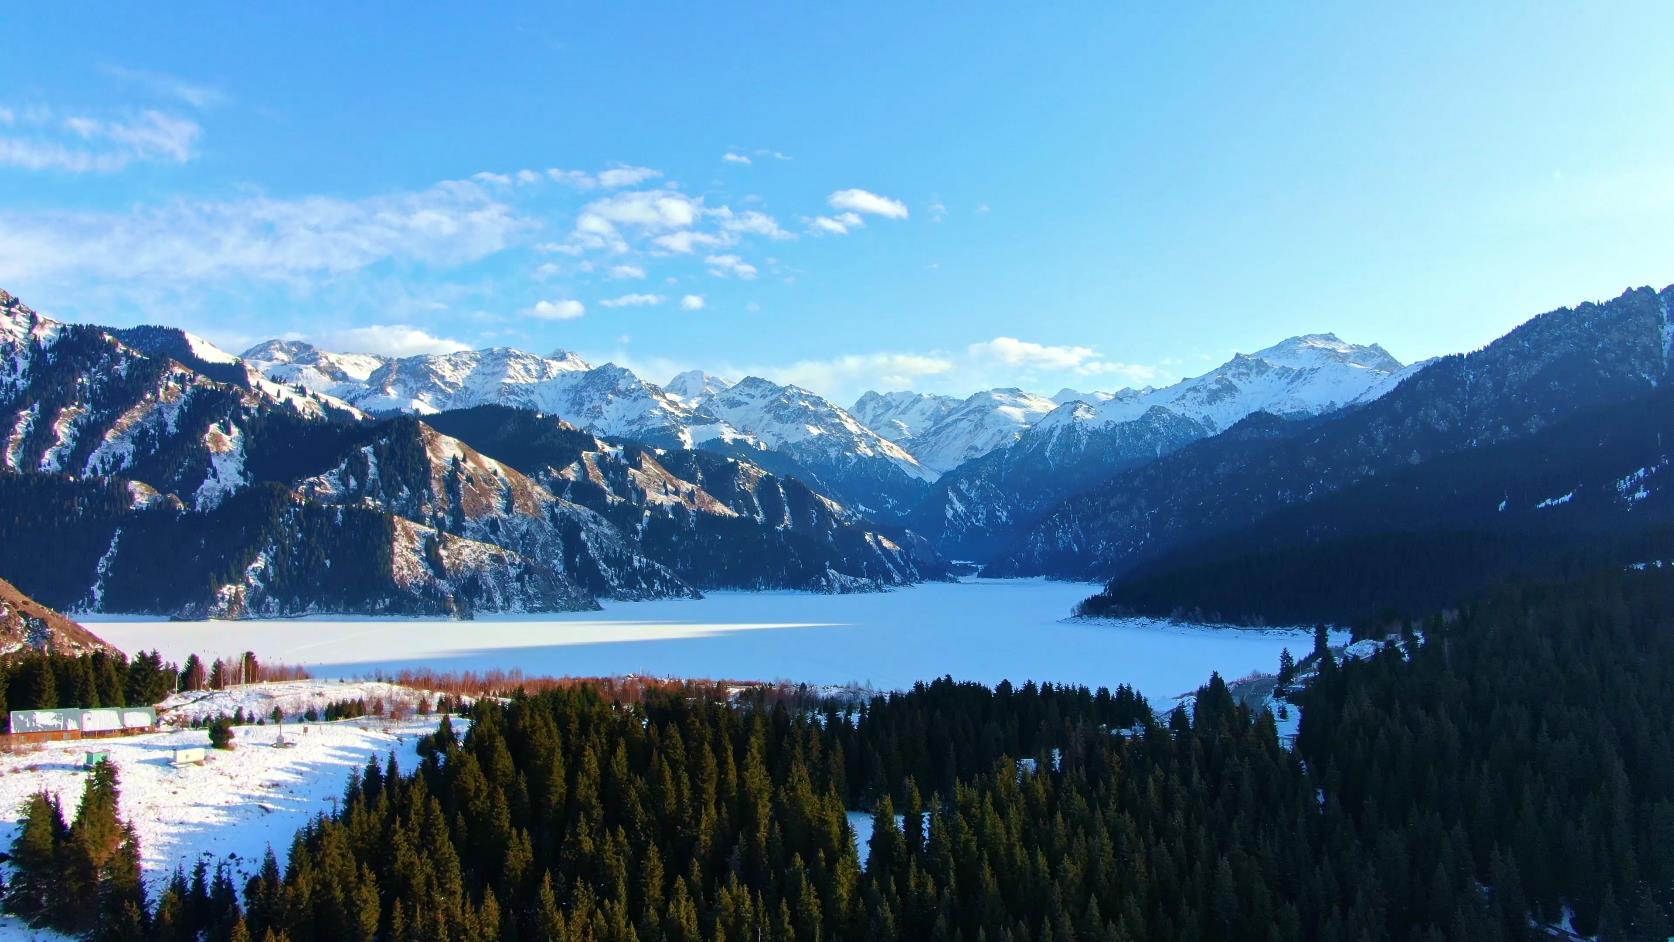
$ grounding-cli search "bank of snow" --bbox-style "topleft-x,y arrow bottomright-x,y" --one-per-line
0,687 -> 455,896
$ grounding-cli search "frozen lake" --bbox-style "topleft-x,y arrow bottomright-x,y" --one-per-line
86,579 -> 1323,701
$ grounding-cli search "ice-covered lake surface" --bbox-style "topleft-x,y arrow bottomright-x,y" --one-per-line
87,579 -> 1325,702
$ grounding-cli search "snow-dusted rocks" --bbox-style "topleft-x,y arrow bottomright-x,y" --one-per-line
850,390 -> 962,444
0,297 -> 355,497
994,285 -> 1674,580
700,377 -> 935,515
901,388 -> 1060,474
243,342 -> 704,447
664,369 -> 735,406
909,335 -> 1407,558
0,576 -> 116,656
1029,334 -> 1402,440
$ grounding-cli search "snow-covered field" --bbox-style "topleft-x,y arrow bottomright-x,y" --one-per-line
0,708 -> 447,895
87,579 -> 1325,702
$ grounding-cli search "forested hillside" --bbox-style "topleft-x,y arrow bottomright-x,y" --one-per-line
1080,384 -> 1674,624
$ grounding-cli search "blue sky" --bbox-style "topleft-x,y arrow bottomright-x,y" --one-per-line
3,3 -> 1673,404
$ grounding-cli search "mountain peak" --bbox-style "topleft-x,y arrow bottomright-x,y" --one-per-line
665,369 -> 735,404
1251,334 -> 1402,373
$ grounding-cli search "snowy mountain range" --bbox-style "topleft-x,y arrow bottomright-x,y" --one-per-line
906,333 -> 1412,558
0,290 -> 943,617
993,285 -> 1674,587
11,277 -> 1664,624
241,341 -> 938,514
852,388 -> 1060,475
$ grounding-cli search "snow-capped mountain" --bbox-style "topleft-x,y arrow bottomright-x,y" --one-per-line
0,288 -> 949,618
909,334 -> 1407,558
1051,387 -> 1119,405
991,286 -> 1674,580
850,390 -> 962,443
0,292 -> 354,501
855,387 -> 1060,475
243,342 -> 702,447
664,369 -> 735,406
701,377 -> 936,514
243,340 -> 932,510
1031,334 -> 1402,438
240,339 -> 387,393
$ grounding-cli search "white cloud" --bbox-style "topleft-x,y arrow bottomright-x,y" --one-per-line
466,165 -> 664,191
806,211 -> 864,236
969,336 -> 1099,371
969,336 -> 1159,380
608,264 -> 646,280
714,208 -> 792,240
595,165 -> 661,188
529,298 -> 586,320
828,188 -> 909,220
101,66 -> 229,108
652,230 -> 726,254
679,294 -> 706,311
566,188 -> 704,254
722,152 -> 752,164
0,178 -> 527,282
600,293 -> 665,308
928,201 -> 948,222
705,254 -> 758,279
318,324 -> 468,357
766,351 -> 955,395
0,108 -> 200,173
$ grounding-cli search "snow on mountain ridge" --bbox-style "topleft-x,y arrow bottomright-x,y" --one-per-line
850,390 -> 961,443
665,369 -> 736,405
1032,333 -> 1404,436
898,387 -> 1060,474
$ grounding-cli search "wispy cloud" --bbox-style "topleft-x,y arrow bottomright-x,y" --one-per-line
680,294 -> 706,311
969,336 -> 1159,380
474,164 -> 662,191
608,264 -> 646,280
317,324 -> 468,356
722,152 -> 751,164
101,65 -> 229,108
600,293 -> 665,308
0,177 -> 528,281
0,107 -> 201,173
764,351 -> 956,396
705,254 -> 758,279
805,211 -> 865,236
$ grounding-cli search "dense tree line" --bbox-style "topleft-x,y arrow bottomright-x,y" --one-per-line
1295,567 -> 1674,939
0,649 -> 176,713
